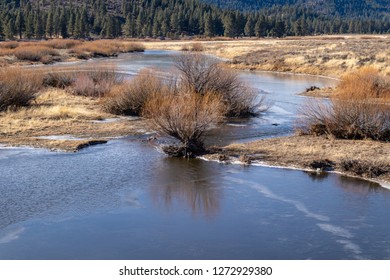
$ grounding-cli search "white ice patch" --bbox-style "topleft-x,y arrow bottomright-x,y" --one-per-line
35,135 -> 87,141
227,177 -> 330,222
317,223 -> 353,238
0,227 -> 25,244
337,239 -> 363,258
226,123 -> 248,127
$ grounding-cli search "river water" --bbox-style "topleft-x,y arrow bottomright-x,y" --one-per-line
1,51 -> 389,260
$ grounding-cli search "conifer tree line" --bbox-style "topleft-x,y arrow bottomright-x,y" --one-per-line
0,0 -> 389,40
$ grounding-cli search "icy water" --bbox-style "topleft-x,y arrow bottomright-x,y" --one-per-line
1,51 -> 389,260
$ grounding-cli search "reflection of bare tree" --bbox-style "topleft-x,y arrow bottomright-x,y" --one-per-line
336,175 -> 387,197
149,158 -> 221,218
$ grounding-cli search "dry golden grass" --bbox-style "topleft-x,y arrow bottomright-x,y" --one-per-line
223,135 -> 390,183
142,35 -> 390,77
70,40 -> 145,59
0,88 -> 145,151
0,40 -> 145,65
298,67 -> 390,141
13,46 -> 59,62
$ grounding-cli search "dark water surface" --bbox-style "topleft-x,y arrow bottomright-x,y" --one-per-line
1,51 -> 389,260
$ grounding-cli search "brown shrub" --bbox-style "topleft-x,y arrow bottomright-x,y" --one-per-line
69,40 -> 144,59
71,69 -> 123,97
0,42 -> 19,49
120,42 -> 145,52
340,159 -> 389,178
298,67 -> 390,141
14,46 -> 59,63
0,48 -> 15,57
44,39 -> 82,49
174,53 -> 263,117
42,72 -> 75,89
142,90 -> 225,157
0,67 -> 42,111
101,69 -> 164,115
181,42 -> 204,52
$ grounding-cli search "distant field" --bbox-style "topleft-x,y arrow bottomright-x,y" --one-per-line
142,35 -> 390,77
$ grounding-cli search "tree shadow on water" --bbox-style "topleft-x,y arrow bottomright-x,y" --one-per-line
149,158 -> 222,218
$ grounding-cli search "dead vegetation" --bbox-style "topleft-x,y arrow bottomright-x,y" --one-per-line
0,70 -> 145,152
143,90 -> 224,157
0,40 -> 145,65
298,67 -> 390,141
175,53 -> 262,117
221,135 -> 390,183
142,36 -> 390,77
101,69 -> 164,115
0,67 -> 42,111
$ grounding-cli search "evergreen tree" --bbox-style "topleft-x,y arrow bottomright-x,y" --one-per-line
59,8 -> 68,38
223,13 -> 235,37
204,13 -> 214,37
0,20 -> 4,40
15,10 -> 24,39
25,12 -> 34,39
46,10 -> 54,38
34,13 -> 45,38
244,16 -> 254,37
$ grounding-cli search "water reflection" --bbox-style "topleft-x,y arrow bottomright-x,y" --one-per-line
150,158 -> 221,217
336,176 -> 385,196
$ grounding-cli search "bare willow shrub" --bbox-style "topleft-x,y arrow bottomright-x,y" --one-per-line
175,53 -> 261,117
71,69 -> 123,97
102,69 -> 165,115
298,67 -> 390,141
0,68 -> 42,111
142,90 -> 225,156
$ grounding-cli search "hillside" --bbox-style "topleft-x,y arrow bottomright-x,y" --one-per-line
0,0 -> 389,40
202,0 -> 390,17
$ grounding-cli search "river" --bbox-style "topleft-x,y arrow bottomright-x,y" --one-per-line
1,51 -> 389,260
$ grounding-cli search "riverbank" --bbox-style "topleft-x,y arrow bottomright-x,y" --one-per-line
205,135 -> 390,185
0,88 -> 146,152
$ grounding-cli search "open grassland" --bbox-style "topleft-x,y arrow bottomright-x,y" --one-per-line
142,35 -> 390,78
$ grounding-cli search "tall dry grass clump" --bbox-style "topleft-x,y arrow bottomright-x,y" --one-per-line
175,53 -> 262,117
0,67 -> 42,111
298,67 -> 390,141
101,69 -> 164,115
13,45 -> 60,64
70,40 -> 145,59
71,69 -> 123,97
143,89 -> 225,157
44,39 -> 82,49
14,46 -> 59,63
